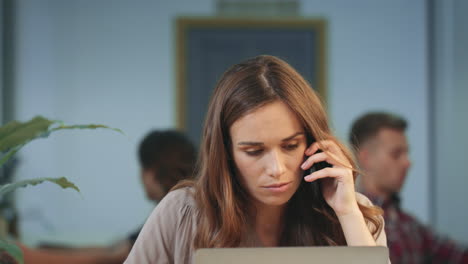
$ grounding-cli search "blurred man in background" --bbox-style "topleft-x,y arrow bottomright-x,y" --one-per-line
349,112 -> 468,264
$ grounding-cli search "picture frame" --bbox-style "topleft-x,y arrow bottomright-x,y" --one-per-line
176,17 -> 327,143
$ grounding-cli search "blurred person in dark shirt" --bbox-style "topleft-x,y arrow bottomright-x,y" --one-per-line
15,129 -> 197,264
350,112 -> 468,264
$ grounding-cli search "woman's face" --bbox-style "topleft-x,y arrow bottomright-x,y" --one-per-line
230,101 -> 307,208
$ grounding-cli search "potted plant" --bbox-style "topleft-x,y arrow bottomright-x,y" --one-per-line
0,116 -> 121,264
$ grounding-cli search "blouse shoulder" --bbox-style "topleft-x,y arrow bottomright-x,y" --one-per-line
160,187 -> 197,214
355,191 -> 374,206
124,187 -> 198,264
156,187 -> 198,239
355,191 -> 388,248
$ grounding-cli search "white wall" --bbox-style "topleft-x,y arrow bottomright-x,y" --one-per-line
13,0 -> 215,246
301,0 -> 430,225
434,0 -> 468,244
12,0 -> 431,246
0,1 -> 3,123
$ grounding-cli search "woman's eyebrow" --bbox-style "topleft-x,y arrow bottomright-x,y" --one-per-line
281,132 -> 304,142
237,141 -> 263,146
237,132 -> 304,146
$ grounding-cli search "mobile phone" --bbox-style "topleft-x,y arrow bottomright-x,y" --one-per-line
304,150 -> 332,199
307,149 -> 332,174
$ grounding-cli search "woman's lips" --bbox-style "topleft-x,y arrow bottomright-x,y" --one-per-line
262,182 -> 292,193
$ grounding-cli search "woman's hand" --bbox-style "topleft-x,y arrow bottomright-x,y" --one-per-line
301,140 -> 359,216
301,140 -> 377,246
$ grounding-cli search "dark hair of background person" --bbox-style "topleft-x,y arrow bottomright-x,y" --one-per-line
138,130 -> 197,194
176,55 -> 383,249
349,112 -> 407,151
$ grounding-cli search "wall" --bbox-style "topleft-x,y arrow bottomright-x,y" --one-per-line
300,0 -> 429,225
12,0 -> 431,246
13,0 -> 215,246
434,0 -> 468,244
0,1 -> 3,122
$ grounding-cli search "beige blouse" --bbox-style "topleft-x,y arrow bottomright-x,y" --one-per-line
124,188 -> 388,264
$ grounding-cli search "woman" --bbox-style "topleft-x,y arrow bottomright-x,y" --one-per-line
125,55 -> 387,263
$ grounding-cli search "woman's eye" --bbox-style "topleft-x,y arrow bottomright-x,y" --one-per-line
284,144 -> 299,151
245,149 -> 263,156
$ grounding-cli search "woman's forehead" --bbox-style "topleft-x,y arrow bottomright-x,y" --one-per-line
230,101 -> 303,143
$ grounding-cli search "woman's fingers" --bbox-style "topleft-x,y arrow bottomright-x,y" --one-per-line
304,167 -> 350,182
304,140 -> 351,168
300,151 -> 329,170
305,140 -> 338,155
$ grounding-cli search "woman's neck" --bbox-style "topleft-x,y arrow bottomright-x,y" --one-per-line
252,203 -> 286,247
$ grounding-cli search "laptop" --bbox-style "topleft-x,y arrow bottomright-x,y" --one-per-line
194,246 -> 388,264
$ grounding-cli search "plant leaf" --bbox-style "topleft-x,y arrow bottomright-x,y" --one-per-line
50,124 -> 124,134
0,121 -> 20,140
0,116 -> 123,168
0,116 -> 54,152
0,239 -> 24,264
0,177 -> 80,198
0,148 -> 20,170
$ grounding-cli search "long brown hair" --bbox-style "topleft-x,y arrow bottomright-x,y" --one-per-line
177,55 -> 382,248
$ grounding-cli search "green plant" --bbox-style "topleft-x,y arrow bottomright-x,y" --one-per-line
0,116 -> 122,264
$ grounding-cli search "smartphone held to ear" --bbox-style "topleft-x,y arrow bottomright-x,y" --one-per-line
307,149 -> 332,175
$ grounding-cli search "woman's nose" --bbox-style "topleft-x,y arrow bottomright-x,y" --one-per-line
265,150 -> 286,178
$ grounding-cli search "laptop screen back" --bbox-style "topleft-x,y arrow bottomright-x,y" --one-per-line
194,246 -> 388,264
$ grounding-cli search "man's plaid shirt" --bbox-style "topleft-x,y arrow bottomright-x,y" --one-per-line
363,193 -> 468,264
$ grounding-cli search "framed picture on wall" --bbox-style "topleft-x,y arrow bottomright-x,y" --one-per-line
176,17 -> 327,144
